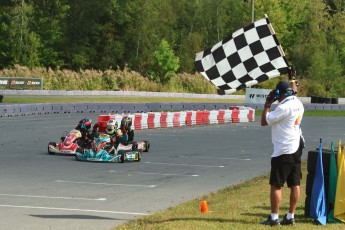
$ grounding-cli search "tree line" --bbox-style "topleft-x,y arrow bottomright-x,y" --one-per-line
0,0 -> 344,97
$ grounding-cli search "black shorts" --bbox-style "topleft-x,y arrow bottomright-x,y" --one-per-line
269,140 -> 303,188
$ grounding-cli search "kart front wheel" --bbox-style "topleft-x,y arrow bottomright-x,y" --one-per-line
130,141 -> 138,150
48,142 -> 56,155
143,141 -> 150,152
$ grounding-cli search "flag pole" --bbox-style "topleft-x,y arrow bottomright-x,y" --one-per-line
265,14 -> 286,58
251,0 -> 255,23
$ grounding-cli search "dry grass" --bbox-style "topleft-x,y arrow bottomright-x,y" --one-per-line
0,65 -> 217,94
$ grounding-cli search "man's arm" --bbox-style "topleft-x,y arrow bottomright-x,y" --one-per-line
261,107 -> 270,126
261,89 -> 276,126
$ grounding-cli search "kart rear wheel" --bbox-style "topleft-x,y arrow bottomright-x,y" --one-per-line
118,150 -> 126,163
48,142 -> 56,155
143,141 -> 150,152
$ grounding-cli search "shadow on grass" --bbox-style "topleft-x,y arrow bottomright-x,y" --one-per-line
246,206 -> 316,225
140,217 -> 255,225
29,214 -> 121,220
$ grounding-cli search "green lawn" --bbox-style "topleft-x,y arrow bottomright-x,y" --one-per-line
113,162 -> 344,230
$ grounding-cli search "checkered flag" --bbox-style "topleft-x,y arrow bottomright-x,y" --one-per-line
195,15 -> 289,95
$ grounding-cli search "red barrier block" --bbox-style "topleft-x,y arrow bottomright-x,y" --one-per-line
231,110 -> 240,123
97,114 -> 115,133
173,112 -> 181,127
148,113 -> 155,129
247,109 -> 254,122
134,114 -> 142,130
229,106 -> 239,110
185,111 -> 193,126
217,110 -> 225,124
196,111 -> 204,125
160,112 -> 167,128
203,111 -> 210,124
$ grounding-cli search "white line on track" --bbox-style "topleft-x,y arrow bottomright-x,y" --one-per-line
0,194 -> 106,201
15,146 -> 46,150
55,180 -> 157,188
108,170 -> 199,177
144,162 -> 225,168
175,155 -> 251,161
0,204 -> 149,216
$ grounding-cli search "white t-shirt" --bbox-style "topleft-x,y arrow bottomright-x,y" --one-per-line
266,96 -> 304,157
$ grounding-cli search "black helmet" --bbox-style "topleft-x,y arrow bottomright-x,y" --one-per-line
79,118 -> 92,131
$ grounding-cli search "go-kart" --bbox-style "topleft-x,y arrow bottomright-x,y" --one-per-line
118,140 -> 150,152
75,133 -> 142,163
48,130 -> 86,155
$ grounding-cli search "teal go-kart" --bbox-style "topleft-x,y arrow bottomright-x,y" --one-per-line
75,133 -> 141,163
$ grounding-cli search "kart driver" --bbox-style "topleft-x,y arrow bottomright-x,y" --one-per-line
105,119 -> 129,149
75,118 -> 94,147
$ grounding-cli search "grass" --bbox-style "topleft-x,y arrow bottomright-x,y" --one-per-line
113,162 -> 344,230
255,110 -> 345,117
2,95 -> 244,104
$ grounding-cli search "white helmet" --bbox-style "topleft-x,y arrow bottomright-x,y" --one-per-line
106,120 -> 118,135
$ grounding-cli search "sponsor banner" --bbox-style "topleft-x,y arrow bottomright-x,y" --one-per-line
0,77 -> 42,90
245,88 -> 274,104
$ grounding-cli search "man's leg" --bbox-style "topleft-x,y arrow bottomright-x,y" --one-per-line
270,185 -> 282,214
289,185 -> 300,213
259,185 -> 282,225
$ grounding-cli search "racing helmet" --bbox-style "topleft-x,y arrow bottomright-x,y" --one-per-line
121,116 -> 132,130
79,118 -> 92,131
106,120 -> 118,135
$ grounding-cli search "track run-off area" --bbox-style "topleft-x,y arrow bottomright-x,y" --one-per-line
0,114 -> 344,230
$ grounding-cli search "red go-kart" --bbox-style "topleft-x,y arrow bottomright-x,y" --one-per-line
48,130 -> 85,155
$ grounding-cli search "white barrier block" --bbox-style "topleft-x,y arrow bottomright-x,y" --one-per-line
153,112 -> 161,128
223,110 -> 233,123
209,110 -> 218,124
141,113 -> 148,129
166,112 -> 174,127
191,111 -> 197,125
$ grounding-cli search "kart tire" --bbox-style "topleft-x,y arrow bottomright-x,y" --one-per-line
137,151 -> 142,162
143,141 -> 150,152
76,147 -> 84,154
130,141 -> 138,150
118,150 -> 126,163
48,142 -> 56,155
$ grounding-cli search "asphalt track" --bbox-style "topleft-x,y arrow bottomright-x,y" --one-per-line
0,114 -> 344,230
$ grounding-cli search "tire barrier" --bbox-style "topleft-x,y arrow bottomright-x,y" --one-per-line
310,96 -> 338,104
304,149 -> 338,217
1,102 -> 345,117
95,107 -> 255,131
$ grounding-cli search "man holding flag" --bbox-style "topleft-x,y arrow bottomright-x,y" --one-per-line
260,72 -> 304,226
195,15 -> 304,226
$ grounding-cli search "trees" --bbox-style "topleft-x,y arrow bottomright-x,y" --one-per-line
149,39 -> 180,84
0,1 -> 344,96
